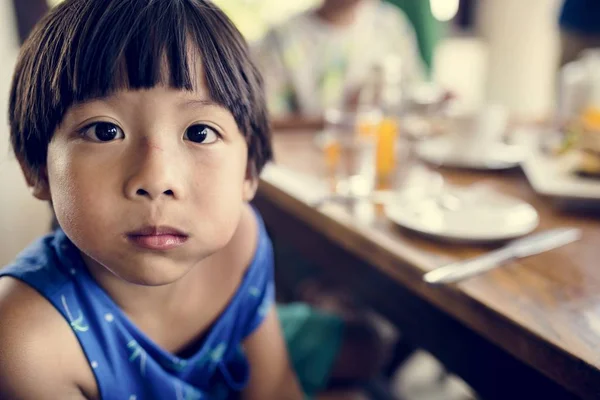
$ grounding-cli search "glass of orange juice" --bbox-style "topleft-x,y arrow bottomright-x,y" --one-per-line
319,108 -> 379,197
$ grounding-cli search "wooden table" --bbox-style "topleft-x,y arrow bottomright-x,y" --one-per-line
254,130 -> 600,400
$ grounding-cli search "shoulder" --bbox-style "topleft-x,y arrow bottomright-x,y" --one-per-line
0,277 -> 94,399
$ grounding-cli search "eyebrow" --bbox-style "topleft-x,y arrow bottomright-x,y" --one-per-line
180,99 -> 221,109
67,97 -> 224,118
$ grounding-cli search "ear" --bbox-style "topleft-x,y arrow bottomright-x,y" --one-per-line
242,163 -> 259,201
18,159 -> 51,201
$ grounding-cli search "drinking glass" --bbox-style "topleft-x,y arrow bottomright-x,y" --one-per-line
319,108 -> 379,197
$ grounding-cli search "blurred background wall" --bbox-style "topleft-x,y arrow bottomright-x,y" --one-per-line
477,0 -> 562,120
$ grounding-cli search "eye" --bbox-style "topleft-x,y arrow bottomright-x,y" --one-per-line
80,122 -> 124,142
184,124 -> 220,144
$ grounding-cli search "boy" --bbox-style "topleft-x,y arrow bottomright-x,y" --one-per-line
0,0 -> 305,398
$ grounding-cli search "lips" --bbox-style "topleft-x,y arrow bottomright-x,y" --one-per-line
126,226 -> 189,250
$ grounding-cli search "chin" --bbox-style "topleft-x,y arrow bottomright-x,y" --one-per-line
89,248 -> 200,287
74,225 -> 232,287
115,260 -> 193,287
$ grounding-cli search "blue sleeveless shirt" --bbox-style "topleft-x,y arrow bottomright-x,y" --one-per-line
0,211 -> 274,400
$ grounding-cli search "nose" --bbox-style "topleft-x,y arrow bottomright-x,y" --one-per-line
124,139 -> 184,201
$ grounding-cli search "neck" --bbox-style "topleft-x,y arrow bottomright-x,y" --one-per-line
315,1 -> 363,27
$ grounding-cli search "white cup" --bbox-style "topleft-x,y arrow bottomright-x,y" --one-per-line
453,104 -> 509,157
474,104 -> 509,143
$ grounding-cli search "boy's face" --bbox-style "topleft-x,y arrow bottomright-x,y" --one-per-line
34,83 -> 257,286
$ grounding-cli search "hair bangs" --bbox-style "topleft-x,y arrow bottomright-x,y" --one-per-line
10,0 -> 271,183
69,0 -> 198,101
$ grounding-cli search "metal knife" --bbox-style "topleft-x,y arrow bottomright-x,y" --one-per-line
423,228 -> 582,284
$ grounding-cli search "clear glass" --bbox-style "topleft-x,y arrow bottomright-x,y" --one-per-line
319,108 -> 379,197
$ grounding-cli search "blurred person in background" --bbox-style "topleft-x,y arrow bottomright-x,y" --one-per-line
559,0 -> 600,65
252,0 -> 425,129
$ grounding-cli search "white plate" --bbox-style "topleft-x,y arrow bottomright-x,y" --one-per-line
385,188 -> 539,243
516,129 -> 600,205
416,135 -> 524,170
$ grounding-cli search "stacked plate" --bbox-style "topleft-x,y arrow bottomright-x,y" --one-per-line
415,104 -> 525,171
416,136 -> 525,170
385,184 -> 539,243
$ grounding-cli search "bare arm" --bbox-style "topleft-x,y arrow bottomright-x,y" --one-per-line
242,305 -> 304,400
0,278 -> 93,400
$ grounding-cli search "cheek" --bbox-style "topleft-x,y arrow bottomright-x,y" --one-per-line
191,145 -> 248,200
47,145 -> 117,234
187,146 -> 248,233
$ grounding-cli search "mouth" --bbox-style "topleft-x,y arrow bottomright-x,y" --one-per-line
126,226 -> 189,251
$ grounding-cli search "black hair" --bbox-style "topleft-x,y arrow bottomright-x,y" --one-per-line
9,0 -> 272,183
